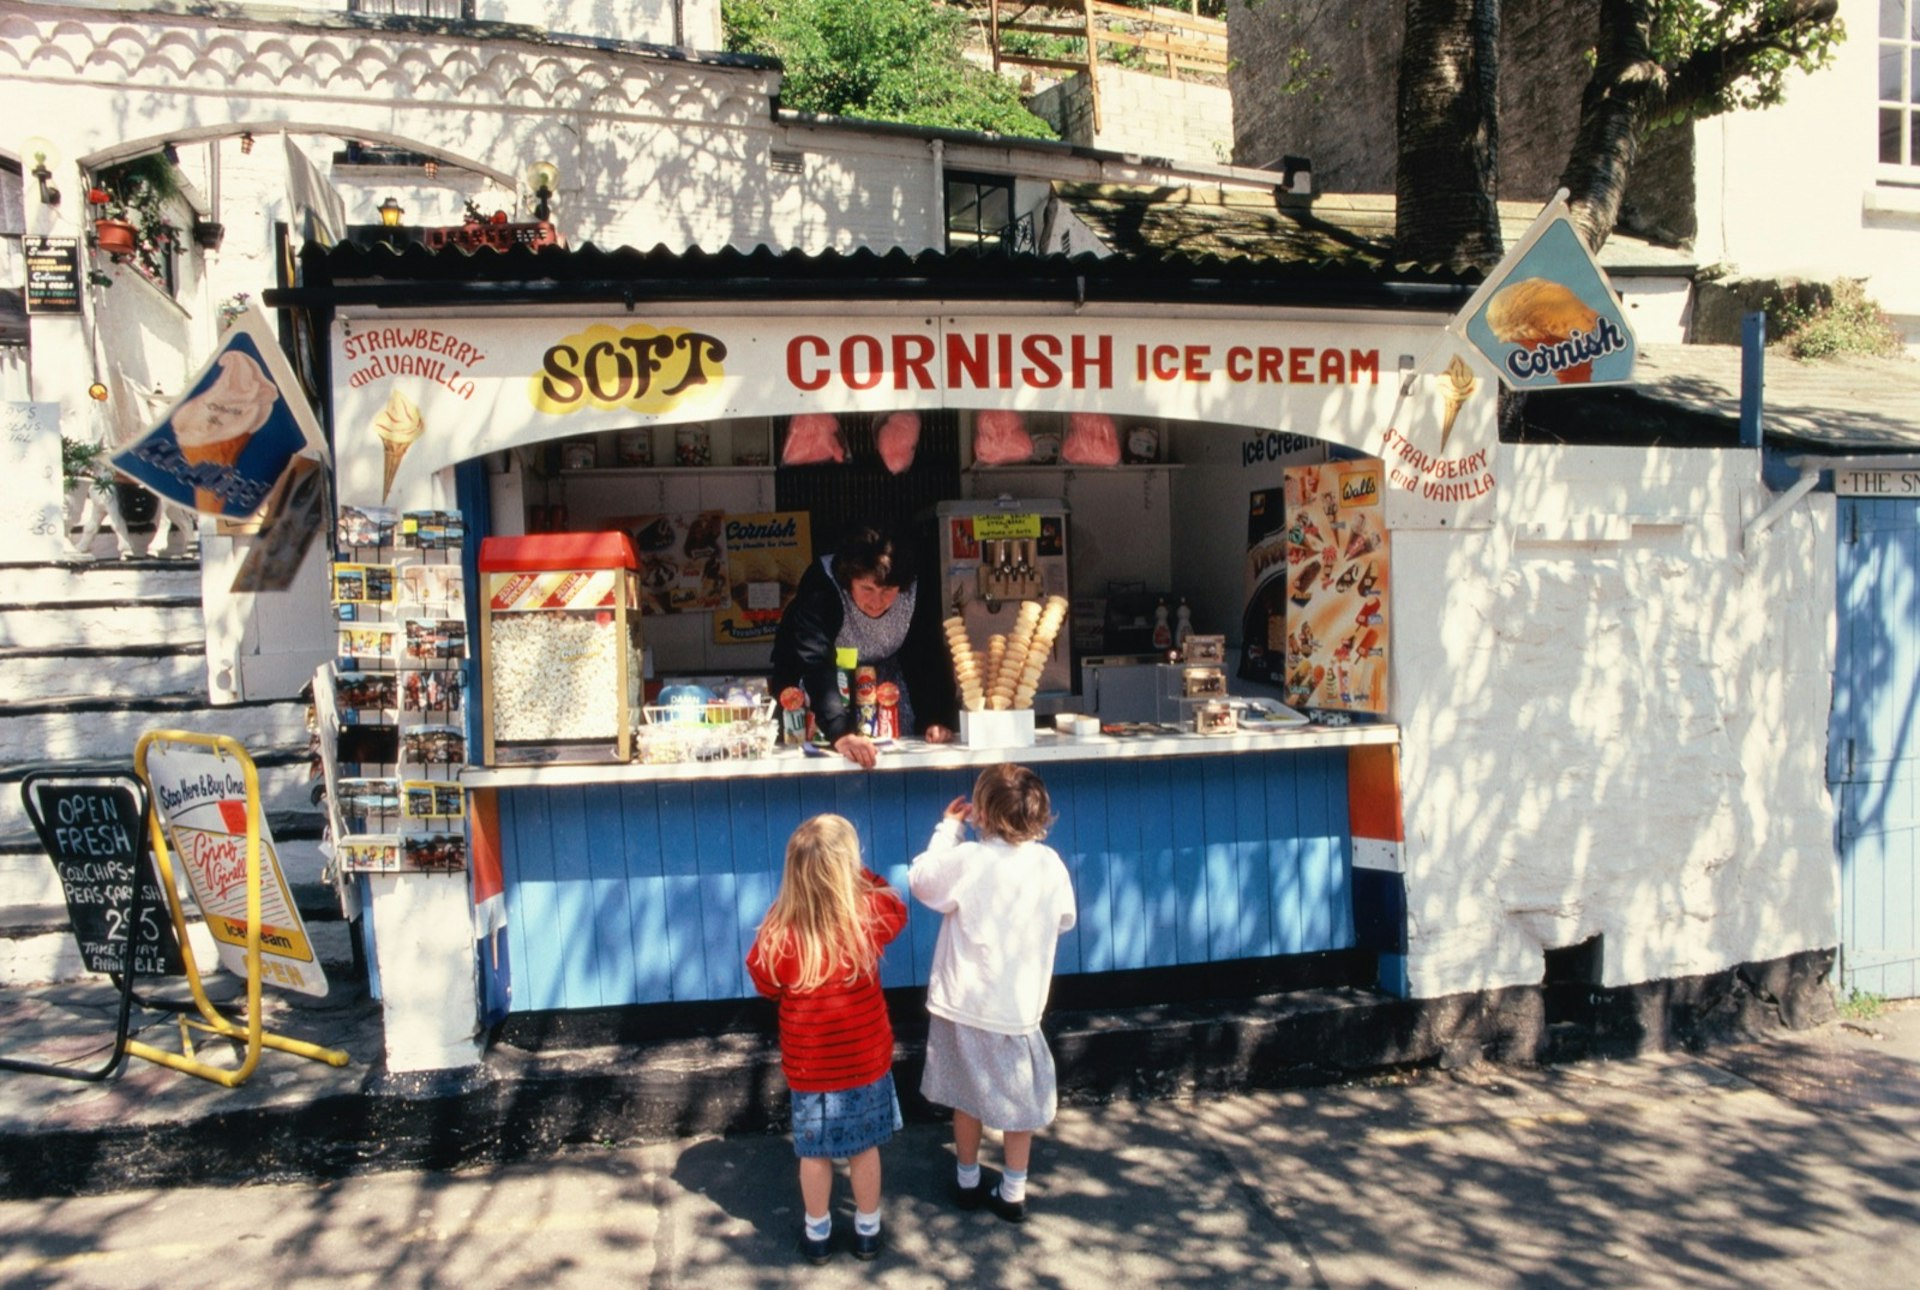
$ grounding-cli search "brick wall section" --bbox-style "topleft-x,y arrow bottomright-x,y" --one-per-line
1227,0 -> 1692,244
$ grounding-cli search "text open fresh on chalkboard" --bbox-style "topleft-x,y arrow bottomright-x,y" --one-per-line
23,774 -> 183,977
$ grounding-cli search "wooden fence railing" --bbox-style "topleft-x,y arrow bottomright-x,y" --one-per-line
984,1 -> 1229,132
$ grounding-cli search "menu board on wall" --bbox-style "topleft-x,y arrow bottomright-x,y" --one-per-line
1279,460 -> 1390,714
24,237 -> 81,313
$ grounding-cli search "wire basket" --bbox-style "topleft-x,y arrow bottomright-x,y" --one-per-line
637,699 -> 779,764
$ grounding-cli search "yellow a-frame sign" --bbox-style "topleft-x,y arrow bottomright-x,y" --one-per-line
132,730 -> 349,1086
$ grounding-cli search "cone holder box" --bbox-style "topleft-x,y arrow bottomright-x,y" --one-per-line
960,709 -> 1036,748
478,532 -> 643,766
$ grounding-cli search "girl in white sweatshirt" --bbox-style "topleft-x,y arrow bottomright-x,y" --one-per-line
909,763 -> 1077,1224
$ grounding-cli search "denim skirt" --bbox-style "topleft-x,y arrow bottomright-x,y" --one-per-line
790,1070 -> 903,1159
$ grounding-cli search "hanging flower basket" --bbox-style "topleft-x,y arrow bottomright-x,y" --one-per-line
94,218 -> 137,256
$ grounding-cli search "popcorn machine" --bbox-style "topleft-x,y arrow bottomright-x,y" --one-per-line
937,499 -> 1072,698
477,531 -> 644,765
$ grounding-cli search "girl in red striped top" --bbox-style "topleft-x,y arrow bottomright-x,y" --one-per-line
747,813 -> 908,1265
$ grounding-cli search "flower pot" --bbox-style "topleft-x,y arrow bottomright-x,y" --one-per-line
191,220 -> 225,251
94,218 -> 137,256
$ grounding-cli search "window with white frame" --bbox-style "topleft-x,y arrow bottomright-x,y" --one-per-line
1882,0 -> 1920,173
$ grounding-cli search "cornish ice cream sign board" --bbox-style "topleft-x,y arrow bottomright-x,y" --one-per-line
112,307 -> 328,518
1460,193 -> 1636,390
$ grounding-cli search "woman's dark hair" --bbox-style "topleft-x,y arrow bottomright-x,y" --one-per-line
832,526 -> 915,591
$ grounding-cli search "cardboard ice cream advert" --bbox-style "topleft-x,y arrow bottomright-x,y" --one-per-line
1279,461 -> 1389,715
714,512 -> 812,644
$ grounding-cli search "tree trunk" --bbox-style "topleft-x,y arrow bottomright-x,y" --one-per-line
1559,0 -> 1659,253
1394,0 -> 1501,271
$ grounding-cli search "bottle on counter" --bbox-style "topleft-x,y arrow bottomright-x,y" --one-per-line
1175,598 -> 1193,649
1151,597 -> 1172,651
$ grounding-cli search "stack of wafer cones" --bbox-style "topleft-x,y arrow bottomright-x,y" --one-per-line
942,595 -> 1070,712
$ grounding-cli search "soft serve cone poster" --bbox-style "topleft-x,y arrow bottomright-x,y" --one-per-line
112,306 -> 328,517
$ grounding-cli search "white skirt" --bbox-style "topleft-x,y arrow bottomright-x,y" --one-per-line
920,1015 -> 1058,1132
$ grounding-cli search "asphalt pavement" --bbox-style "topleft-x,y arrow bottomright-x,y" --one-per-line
0,979 -> 1916,1287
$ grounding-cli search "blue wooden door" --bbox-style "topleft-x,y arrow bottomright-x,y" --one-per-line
1832,496 -> 1920,999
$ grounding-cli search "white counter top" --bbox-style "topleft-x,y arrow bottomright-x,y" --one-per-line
462,722 -> 1398,789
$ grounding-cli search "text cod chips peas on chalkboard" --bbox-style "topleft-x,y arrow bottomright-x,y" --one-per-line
21,773 -> 183,978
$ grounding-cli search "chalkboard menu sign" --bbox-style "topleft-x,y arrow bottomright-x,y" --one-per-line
22,773 -> 183,977
24,237 -> 81,315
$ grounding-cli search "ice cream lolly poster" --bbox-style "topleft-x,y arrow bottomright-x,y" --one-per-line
1279,461 -> 1389,715
112,306 -> 328,517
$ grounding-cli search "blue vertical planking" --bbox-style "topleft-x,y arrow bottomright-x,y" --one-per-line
1067,762 -> 1112,975
1047,764 -> 1085,975
618,782 -> 673,1004
1833,496 -> 1920,999
1104,760 -> 1148,971
496,749 -> 1358,1011
580,786 -> 638,1005
654,783 -> 706,1001
1136,758 -> 1180,968
691,781 -> 744,1000
1233,754 -> 1276,959
1166,758 -> 1211,964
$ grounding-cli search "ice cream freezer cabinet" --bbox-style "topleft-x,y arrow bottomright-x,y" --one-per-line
463,734 -> 1386,1012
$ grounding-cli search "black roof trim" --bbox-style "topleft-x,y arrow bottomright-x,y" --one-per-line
271,241 -> 1480,313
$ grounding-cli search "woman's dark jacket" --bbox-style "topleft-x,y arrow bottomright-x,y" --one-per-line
768,561 -> 957,741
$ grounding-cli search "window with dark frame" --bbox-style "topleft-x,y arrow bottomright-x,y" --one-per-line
946,171 -> 1031,256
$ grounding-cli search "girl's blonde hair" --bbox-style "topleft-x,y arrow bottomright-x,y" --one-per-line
971,763 -> 1053,844
756,813 -> 883,993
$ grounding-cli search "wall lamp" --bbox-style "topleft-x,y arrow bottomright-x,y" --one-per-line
31,152 -> 59,206
527,160 -> 558,223
378,195 -> 405,228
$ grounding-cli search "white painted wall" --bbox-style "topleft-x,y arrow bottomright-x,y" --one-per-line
1391,445 -> 1838,995
483,0 -> 722,50
1693,0 -> 1920,349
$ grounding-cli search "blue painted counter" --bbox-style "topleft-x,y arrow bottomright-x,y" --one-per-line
470,730 -> 1388,1013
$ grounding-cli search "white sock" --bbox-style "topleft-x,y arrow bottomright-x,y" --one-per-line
804,1212 -> 831,1241
956,1161 -> 982,1190
997,1167 -> 1028,1204
854,1207 -> 882,1237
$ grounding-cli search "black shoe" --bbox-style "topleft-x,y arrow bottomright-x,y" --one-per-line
853,1228 -> 884,1261
953,1178 -> 990,1211
798,1230 -> 833,1265
984,1185 -> 1028,1224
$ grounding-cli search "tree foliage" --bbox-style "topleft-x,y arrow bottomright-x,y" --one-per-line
1396,0 -> 1843,263
722,0 -> 1057,139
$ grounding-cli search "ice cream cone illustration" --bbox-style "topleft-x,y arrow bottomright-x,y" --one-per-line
1486,278 -> 1603,384
172,351 -> 278,513
1437,354 -> 1479,453
372,388 -> 424,502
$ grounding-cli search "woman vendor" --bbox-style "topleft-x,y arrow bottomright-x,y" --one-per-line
771,526 -> 956,767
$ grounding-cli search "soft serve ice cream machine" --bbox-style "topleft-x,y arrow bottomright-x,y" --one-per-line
937,499 -> 1072,696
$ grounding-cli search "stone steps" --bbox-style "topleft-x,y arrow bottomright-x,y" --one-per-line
1,642 -> 209,701
0,551 -> 344,990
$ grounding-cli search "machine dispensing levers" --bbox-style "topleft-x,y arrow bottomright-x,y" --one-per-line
977,537 -> 1045,610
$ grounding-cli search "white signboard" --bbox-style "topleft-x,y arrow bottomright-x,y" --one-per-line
145,741 -> 329,996
332,312 -> 1455,510
1834,468 -> 1920,498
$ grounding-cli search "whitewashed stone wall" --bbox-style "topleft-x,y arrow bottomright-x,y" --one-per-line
1392,445 -> 1838,995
